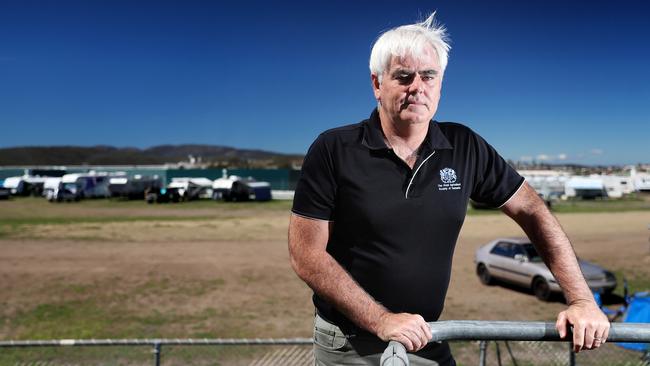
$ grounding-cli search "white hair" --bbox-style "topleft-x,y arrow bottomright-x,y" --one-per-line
369,12 -> 451,82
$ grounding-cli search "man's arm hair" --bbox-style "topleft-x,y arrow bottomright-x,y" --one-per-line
501,182 -> 610,352
288,213 -> 387,333
288,213 -> 432,351
500,182 -> 593,304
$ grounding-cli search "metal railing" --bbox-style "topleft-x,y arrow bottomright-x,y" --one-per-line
2,321 -> 649,365
381,321 -> 650,366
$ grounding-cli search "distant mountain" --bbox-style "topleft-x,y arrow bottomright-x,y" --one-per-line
0,145 -> 304,168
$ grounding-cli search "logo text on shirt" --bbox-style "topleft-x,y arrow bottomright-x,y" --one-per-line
438,168 -> 461,191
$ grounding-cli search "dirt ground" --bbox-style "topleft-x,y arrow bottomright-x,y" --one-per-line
1,200 -> 649,340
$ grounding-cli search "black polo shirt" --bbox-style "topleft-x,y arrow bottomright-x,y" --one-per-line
292,109 -> 524,357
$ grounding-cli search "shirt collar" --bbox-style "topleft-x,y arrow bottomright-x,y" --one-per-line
362,108 -> 453,151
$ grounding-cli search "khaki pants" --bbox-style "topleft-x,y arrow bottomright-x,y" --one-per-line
313,314 -> 441,366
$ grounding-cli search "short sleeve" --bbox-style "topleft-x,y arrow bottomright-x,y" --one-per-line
470,131 -> 524,208
291,134 -> 337,221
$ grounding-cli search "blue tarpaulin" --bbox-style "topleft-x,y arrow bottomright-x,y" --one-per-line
619,294 -> 650,351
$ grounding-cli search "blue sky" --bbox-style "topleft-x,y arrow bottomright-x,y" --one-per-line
1,0 -> 648,165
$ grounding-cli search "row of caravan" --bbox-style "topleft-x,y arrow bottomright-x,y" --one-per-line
4,168 -> 649,203
145,176 -> 272,203
1,174 -> 110,201
521,170 -> 650,200
0,173 -> 272,202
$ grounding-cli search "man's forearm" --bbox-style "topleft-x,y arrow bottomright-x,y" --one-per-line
522,210 -> 593,304
503,183 -> 610,352
288,214 -> 433,351
291,249 -> 388,333
505,185 -> 593,304
288,215 -> 388,334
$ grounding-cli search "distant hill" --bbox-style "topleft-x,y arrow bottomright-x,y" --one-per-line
0,145 -> 304,168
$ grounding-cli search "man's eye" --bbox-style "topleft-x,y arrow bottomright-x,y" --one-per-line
396,74 -> 414,83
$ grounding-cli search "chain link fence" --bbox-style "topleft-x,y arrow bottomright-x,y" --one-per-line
0,339 -> 314,366
451,340 -> 650,366
2,340 -> 649,365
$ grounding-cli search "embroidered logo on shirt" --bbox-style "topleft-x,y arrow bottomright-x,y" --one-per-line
438,168 -> 462,191
439,168 -> 457,183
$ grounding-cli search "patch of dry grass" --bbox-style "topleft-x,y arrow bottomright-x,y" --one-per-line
1,197 -> 649,347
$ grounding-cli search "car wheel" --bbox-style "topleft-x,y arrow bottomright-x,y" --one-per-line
532,277 -> 552,301
477,264 -> 494,285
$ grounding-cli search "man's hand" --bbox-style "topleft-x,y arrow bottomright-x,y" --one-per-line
556,299 -> 610,352
376,312 -> 432,352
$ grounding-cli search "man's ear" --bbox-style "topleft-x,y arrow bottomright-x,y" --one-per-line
371,73 -> 381,101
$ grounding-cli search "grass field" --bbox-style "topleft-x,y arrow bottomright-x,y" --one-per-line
1,196 -> 649,364
0,198 -> 307,342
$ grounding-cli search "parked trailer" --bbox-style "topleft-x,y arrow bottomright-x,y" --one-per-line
108,176 -> 163,200
168,177 -> 213,201
635,174 -> 650,192
212,175 -> 272,202
1,175 -> 50,196
565,177 -> 607,199
60,173 -> 111,199
2,176 -> 31,196
519,170 -> 569,198
600,175 -> 635,198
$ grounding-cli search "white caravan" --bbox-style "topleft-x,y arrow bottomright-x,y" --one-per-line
168,177 -> 213,200
565,177 -> 606,199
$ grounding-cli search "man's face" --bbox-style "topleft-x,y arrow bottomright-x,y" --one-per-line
372,45 -> 442,125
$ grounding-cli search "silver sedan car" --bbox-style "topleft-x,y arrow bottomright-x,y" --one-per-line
475,238 -> 617,301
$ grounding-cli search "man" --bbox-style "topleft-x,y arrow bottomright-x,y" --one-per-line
288,13 -> 609,365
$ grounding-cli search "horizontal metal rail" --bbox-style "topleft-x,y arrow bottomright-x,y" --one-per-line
2,321 -> 649,365
381,321 -> 650,366
0,337 -> 312,348
426,320 -> 650,342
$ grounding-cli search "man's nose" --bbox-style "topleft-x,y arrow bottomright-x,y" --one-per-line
408,76 -> 424,94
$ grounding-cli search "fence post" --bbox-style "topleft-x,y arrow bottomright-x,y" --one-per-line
153,342 -> 161,366
568,342 -> 575,366
478,341 -> 487,366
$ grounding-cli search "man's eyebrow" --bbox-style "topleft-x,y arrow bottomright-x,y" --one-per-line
390,68 -> 438,76
419,69 -> 439,76
391,68 -> 414,76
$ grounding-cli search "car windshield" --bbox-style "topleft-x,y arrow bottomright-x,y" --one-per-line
522,243 -> 543,262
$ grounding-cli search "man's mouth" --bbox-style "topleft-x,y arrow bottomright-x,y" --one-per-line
400,100 -> 427,111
